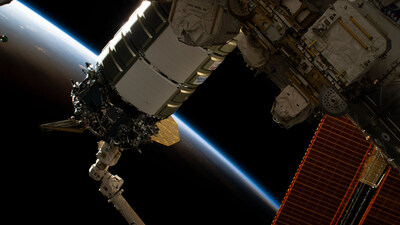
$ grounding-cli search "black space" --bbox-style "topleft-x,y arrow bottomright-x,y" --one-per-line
2,1 -> 318,224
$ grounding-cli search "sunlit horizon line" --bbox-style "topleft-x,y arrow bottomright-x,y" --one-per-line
14,0 -> 280,213
172,114 -> 280,212
16,0 -> 99,56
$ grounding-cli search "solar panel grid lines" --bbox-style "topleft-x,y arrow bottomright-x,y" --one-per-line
358,167 -> 391,225
272,115 -> 373,225
330,143 -> 374,225
360,168 -> 400,225
271,116 -> 327,225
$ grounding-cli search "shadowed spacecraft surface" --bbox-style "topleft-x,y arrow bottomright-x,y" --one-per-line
0,1 -> 281,224
1,0 -> 399,224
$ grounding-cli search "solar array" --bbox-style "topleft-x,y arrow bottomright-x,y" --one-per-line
272,115 -> 400,225
151,116 -> 180,146
360,167 -> 400,225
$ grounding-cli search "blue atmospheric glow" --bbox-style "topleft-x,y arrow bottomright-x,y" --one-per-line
14,0 -> 280,213
17,0 -> 99,55
172,114 -> 281,212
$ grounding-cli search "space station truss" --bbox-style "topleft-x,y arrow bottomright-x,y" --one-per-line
272,115 -> 400,225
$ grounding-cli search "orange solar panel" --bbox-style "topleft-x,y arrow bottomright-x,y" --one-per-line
360,168 -> 400,225
151,116 -> 180,146
272,115 -> 373,225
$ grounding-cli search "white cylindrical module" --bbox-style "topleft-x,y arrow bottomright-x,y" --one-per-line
97,1 -> 238,118
70,1 -> 241,148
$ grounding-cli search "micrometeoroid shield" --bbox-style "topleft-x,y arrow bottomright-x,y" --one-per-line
69,1 -> 240,149
96,0 -> 238,118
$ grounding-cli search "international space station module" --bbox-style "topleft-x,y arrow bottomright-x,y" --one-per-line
39,0 -> 399,224
43,1 -> 241,149
47,0 -> 399,171
42,2 -> 241,223
223,0 -> 400,171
